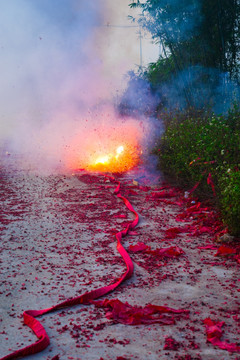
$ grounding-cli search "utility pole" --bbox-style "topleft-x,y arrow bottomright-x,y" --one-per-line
138,26 -> 143,68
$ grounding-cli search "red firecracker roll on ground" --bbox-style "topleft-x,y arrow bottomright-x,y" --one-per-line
1,177 -> 138,360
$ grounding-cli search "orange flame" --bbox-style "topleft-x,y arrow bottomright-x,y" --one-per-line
64,112 -> 144,173
87,143 -> 140,173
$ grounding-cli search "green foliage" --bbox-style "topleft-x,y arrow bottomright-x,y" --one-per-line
145,56 -> 176,88
155,106 -> 240,236
130,0 -> 240,108
219,171 -> 240,236
131,0 -> 240,79
200,0 -> 240,79
129,1 -> 143,9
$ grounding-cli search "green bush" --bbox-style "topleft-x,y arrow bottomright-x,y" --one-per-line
154,106 -> 240,236
219,171 -> 240,236
145,56 -> 176,88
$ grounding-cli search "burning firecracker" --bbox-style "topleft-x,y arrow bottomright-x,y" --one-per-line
87,143 -> 141,173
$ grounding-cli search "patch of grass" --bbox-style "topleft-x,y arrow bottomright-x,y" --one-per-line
154,106 -> 240,236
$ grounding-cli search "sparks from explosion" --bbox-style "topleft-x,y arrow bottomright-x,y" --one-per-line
88,142 -> 140,173
95,145 -> 124,165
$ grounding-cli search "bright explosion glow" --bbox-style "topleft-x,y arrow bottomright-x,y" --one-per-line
66,113 -> 144,174
95,145 -> 124,166
88,144 -> 140,173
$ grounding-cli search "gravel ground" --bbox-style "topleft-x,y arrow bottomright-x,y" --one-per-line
0,155 -> 239,360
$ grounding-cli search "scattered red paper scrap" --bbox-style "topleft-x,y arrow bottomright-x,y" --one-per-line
165,227 -> 183,238
235,254 -> 240,264
164,337 -> 181,350
147,246 -> 184,258
128,242 -> 184,258
93,298 -> 189,325
207,172 -> 216,196
204,318 -> 240,353
128,242 -> 149,252
150,189 -> 178,199
215,245 -> 237,257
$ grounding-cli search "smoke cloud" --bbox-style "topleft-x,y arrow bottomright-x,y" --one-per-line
159,66 -> 240,113
0,0 -> 156,173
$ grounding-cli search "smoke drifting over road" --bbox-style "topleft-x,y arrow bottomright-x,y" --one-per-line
0,0 -> 156,173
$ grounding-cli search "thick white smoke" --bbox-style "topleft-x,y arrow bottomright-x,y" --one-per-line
0,0 -> 155,173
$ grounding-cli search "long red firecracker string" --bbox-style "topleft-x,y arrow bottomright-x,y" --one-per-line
1,177 -> 138,360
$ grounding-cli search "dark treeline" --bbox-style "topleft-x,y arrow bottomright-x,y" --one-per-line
126,0 -> 240,112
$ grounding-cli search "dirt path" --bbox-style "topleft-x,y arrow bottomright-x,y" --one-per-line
0,158 -> 239,360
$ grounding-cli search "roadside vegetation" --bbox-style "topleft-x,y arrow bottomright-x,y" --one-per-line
126,1 -> 240,237
153,106 -> 240,236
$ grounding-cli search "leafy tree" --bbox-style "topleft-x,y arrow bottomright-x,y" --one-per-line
129,0 -> 240,110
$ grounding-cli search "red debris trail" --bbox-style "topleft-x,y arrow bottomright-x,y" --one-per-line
2,169 -> 239,358
204,318 -> 240,353
0,176 -> 138,360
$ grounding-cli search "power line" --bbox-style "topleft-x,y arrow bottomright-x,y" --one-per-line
102,24 -> 139,28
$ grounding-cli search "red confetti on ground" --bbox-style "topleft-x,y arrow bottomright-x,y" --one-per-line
150,189 -> 178,199
204,318 -> 240,353
147,246 -> 185,258
164,337 -> 181,350
1,175 -> 140,359
128,242 -> 149,252
1,163 -> 240,359
93,298 -> 189,325
215,245 -> 237,257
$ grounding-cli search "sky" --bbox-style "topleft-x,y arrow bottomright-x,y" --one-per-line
99,0 -> 159,81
